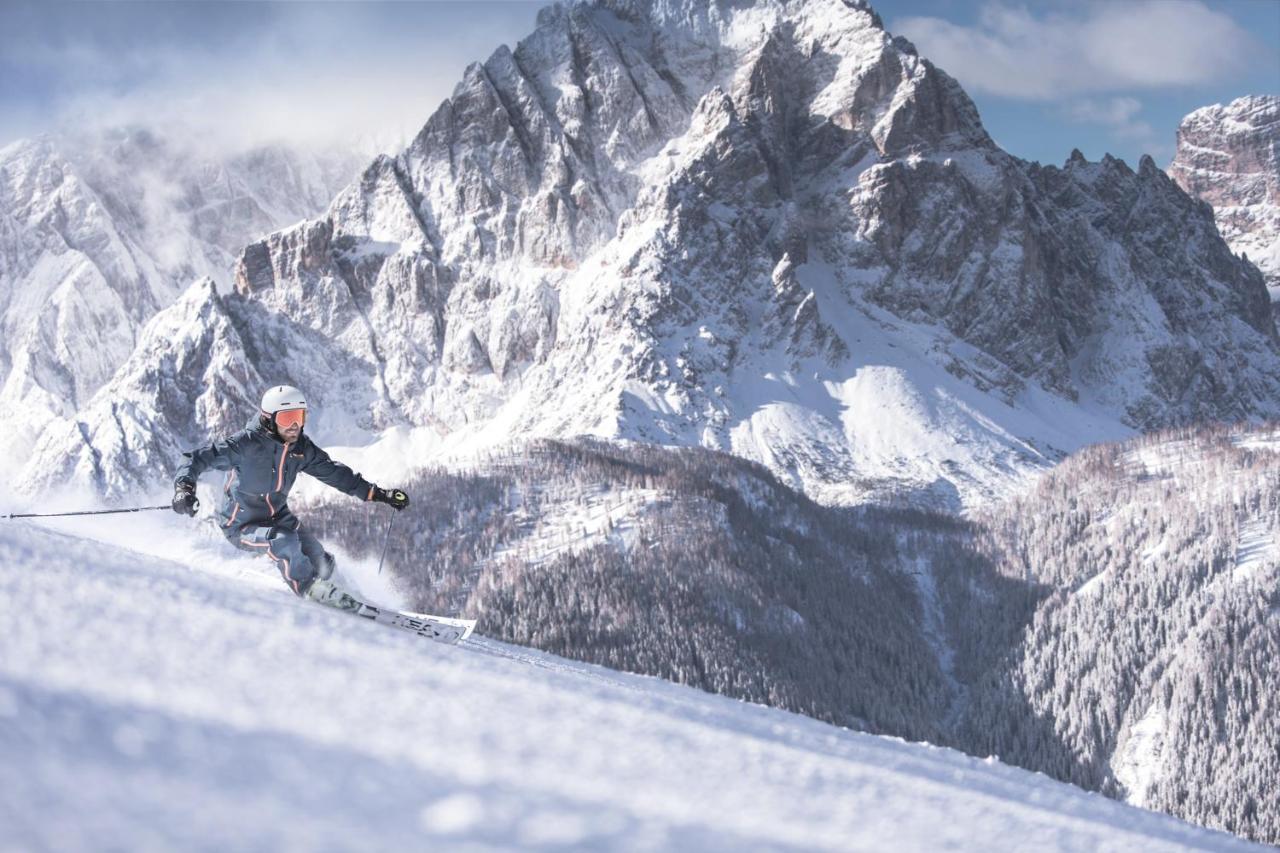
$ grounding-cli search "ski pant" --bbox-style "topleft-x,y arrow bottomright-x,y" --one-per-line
224,515 -> 327,597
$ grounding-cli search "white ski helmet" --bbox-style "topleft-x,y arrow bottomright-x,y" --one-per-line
260,384 -> 308,416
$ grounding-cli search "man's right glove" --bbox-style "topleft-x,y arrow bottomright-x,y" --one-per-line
172,481 -> 199,517
372,486 -> 410,511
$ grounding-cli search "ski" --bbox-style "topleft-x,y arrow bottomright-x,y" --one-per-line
307,580 -> 476,645
355,602 -> 476,645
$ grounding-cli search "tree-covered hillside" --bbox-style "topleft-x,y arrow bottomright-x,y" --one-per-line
300,426 -> 1279,844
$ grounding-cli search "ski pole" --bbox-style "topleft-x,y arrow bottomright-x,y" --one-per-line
3,505 -> 171,520
376,511 -> 396,575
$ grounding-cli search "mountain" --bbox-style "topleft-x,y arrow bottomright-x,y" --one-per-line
1168,95 -> 1280,307
0,515 -> 1263,851
0,127 -> 363,482
6,2 -> 1275,842
18,0 -> 1279,507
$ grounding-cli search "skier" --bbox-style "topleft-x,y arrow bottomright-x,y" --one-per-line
170,384 -> 410,602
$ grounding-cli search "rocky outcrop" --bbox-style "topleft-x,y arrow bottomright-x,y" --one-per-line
1169,95 -> 1280,306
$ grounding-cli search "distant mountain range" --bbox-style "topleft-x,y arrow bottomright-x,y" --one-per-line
13,0 -> 1278,511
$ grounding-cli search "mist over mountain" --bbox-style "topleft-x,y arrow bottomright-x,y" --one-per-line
0,126 -> 363,481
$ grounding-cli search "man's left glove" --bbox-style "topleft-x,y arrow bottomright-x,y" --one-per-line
372,486 -> 410,511
172,480 -> 199,517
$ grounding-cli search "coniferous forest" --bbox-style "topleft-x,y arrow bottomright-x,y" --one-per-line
302,426 -> 1278,844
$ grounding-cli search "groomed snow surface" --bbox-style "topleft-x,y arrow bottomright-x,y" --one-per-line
0,515 -> 1262,852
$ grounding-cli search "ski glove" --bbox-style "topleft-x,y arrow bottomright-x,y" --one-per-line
372,486 -> 410,511
172,480 -> 199,517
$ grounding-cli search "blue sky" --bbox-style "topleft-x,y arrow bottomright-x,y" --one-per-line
888,0 -> 1280,165
1,0 -> 1276,166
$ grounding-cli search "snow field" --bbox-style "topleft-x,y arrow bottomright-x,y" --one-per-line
0,517 -> 1264,852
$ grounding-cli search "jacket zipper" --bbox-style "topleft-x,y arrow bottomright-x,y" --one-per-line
266,440 -> 291,517
274,442 -> 291,492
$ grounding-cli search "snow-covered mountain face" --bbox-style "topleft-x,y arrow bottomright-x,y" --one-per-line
18,0 -> 1280,507
1169,96 -> 1280,306
0,127 -> 362,481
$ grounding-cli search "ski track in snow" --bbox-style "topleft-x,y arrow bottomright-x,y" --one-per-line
0,519 -> 1263,852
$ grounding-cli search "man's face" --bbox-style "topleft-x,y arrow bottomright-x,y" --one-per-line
275,409 -> 305,441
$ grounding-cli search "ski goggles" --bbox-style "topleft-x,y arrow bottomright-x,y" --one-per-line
274,408 -> 307,429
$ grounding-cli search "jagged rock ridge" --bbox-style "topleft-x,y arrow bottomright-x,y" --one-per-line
19,0 -> 1280,508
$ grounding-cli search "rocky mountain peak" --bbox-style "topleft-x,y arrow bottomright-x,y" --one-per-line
581,0 -> 888,33
1168,95 -> 1280,301
1170,95 -> 1279,211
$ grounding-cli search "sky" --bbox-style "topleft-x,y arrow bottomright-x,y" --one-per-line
0,1 -> 547,155
887,0 -> 1280,165
0,0 -> 1276,167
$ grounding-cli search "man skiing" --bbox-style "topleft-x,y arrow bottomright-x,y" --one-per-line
171,384 -> 409,603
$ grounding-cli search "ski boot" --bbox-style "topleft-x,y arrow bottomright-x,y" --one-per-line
305,578 -> 362,612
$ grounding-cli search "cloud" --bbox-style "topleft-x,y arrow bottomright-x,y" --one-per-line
0,1 -> 544,156
1051,95 -> 1173,162
1063,96 -> 1154,140
1065,96 -> 1142,126
894,1 -> 1257,99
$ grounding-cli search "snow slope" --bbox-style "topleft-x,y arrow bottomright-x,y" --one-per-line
0,518 -> 1261,851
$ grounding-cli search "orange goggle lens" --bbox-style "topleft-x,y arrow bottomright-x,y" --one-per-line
275,408 -> 306,429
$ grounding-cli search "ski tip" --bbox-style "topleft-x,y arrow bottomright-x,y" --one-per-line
392,610 -> 477,645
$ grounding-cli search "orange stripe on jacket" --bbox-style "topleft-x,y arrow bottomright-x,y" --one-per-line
274,442 -> 290,493
269,540 -> 298,595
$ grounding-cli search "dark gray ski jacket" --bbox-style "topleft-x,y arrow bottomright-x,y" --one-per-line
175,417 -> 376,535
